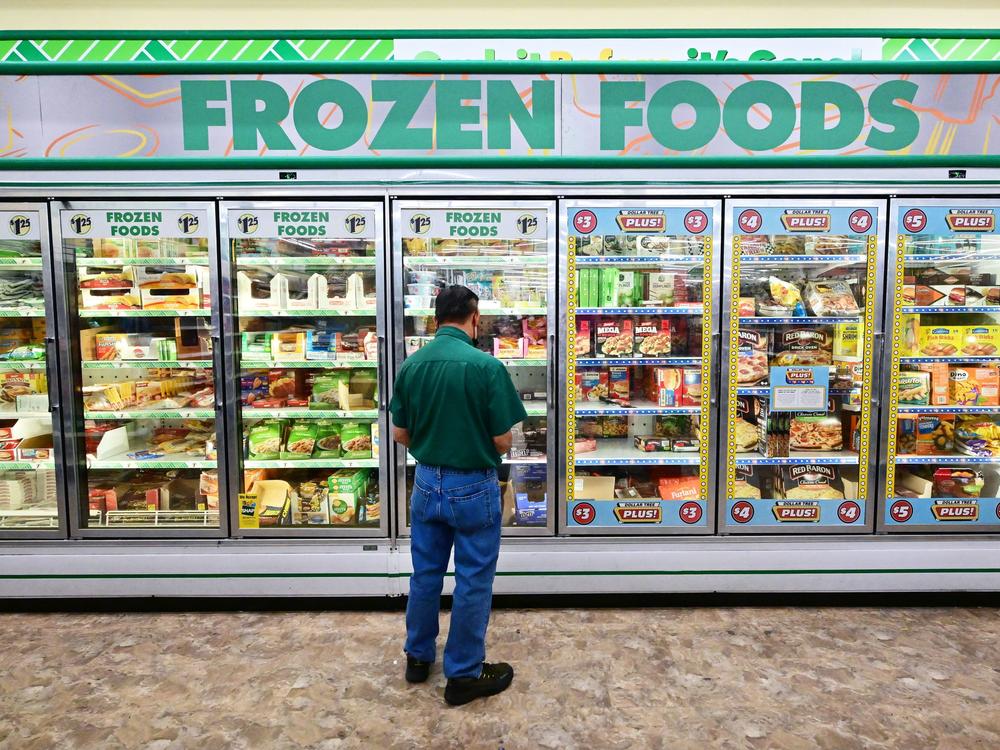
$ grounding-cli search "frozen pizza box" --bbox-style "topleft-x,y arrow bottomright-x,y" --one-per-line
595,319 -> 633,358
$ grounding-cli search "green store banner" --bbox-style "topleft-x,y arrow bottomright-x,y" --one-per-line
0,72 -> 995,160
0,35 -> 997,63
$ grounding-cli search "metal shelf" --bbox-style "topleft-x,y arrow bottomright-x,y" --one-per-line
901,356 -> 1000,364
896,455 -> 1000,465
87,455 -> 215,470
574,438 -> 700,466
81,309 -> 210,317
574,400 -> 699,416
240,360 -> 376,369
576,356 -> 701,367
241,308 -> 376,317
0,460 -> 55,470
0,360 -> 46,370
404,254 -> 547,266
898,405 -> 1000,414
84,409 -> 216,420
76,256 -> 209,266
734,453 -> 859,465
236,256 -> 376,266
405,307 -> 546,316
82,360 -> 212,369
574,255 -> 704,265
576,306 -> 702,315
243,458 -> 378,469
242,408 -> 377,419
0,258 -> 43,267
901,306 -> 1000,314
0,309 -> 45,318
738,254 -> 868,264
739,316 -> 861,325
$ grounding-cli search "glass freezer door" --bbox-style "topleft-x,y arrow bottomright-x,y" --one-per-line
881,199 -> 1000,532
720,199 -> 884,533
393,200 -> 556,536
562,200 -> 719,534
221,203 -> 387,535
0,205 -> 64,537
54,202 -> 225,534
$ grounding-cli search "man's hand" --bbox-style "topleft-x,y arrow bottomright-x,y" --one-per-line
492,430 -> 513,456
393,426 -> 411,447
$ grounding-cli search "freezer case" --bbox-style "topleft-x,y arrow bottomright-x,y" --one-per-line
54,202 -> 226,534
562,200 -> 719,534
221,202 -> 387,536
0,204 -> 65,537
720,199 -> 884,534
880,199 -> 1000,532
392,200 -> 556,536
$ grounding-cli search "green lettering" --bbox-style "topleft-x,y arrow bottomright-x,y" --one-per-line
646,81 -> 719,151
371,80 -> 433,150
723,80 -> 796,151
486,79 -> 555,150
800,81 -> 864,151
292,79 -> 367,152
599,81 -> 645,151
180,80 -> 227,151
435,80 -> 481,150
231,80 -> 294,152
865,79 -> 920,151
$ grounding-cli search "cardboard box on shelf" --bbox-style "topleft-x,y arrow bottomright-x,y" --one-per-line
949,365 -> 1000,406
574,475 -> 616,500
237,270 -> 286,311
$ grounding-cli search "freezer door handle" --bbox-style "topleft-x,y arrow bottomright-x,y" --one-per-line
378,335 -> 387,411
44,336 -> 60,412
211,334 -> 224,410
547,332 -> 556,412
710,330 -> 721,407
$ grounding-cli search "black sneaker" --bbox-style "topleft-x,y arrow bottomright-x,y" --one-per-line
444,662 -> 514,706
405,655 -> 431,683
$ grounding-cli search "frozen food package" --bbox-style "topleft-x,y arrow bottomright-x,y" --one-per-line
771,235 -> 806,255
596,319 -> 634,358
733,465 -> 762,498
340,422 -> 373,459
578,371 -> 609,402
898,371 -> 931,406
804,280 -> 861,316
779,464 -> 845,500
736,330 -> 769,386
575,319 -> 592,357
790,413 -> 844,451
313,420 -> 342,458
771,327 -> 833,366
949,367 -> 1000,406
634,318 -> 671,357
281,421 -> 318,460
247,420 -> 282,460
932,468 -> 984,498
769,276 -> 804,311
955,417 -> 1000,457
608,366 -> 629,405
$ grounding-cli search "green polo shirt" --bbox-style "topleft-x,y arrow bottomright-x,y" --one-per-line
389,326 -> 529,469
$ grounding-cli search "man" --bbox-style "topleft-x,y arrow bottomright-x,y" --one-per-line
389,285 -> 527,707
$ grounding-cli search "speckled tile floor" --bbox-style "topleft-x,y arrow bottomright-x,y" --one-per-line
1,607 -> 999,749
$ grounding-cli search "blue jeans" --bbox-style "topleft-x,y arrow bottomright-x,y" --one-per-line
405,463 -> 502,679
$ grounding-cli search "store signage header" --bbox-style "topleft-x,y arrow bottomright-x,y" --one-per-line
0,72 -> 989,160
179,77 -> 919,154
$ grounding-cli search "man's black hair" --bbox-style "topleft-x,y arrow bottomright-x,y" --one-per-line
435,284 -> 479,324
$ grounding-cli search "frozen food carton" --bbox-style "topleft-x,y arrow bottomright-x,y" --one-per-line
237,270 -> 286,311
960,325 -> 1000,357
915,363 -> 949,406
917,325 -> 963,357
574,475 -> 616,500
949,366 -> 1000,406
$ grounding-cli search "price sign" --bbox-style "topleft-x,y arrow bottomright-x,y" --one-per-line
737,209 -> 762,233
848,209 -> 873,233
683,210 -> 708,234
572,502 -> 596,525
902,209 -> 928,233
679,501 -> 703,524
889,499 -> 914,523
769,366 -> 829,412
731,500 -> 754,523
573,210 -> 598,234
837,500 -> 861,524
